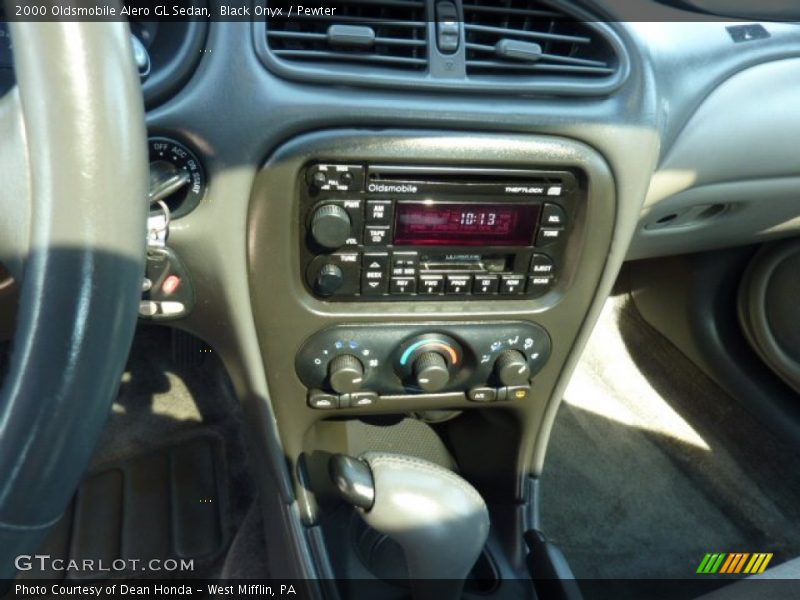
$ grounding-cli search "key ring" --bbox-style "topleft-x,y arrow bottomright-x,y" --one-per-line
147,199 -> 171,246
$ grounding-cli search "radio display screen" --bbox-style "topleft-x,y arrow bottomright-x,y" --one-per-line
393,202 -> 539,246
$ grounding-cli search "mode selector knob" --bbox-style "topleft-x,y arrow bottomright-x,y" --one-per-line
495,350 -> 531,387
311,204 -> 351,249
329,354 -> 364,394
315,263 -> 344,297
413,352 -> 450,393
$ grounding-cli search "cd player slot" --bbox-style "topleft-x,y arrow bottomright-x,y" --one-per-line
368,165 -> 560,186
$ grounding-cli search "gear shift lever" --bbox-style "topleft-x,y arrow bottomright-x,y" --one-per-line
330,453 -> 490,600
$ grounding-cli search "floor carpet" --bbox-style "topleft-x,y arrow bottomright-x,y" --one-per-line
540,292 -> 800,597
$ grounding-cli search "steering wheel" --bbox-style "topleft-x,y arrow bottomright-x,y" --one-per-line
0,14 -> 147,579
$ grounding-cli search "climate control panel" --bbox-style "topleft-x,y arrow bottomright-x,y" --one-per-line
295,322 -> 551,410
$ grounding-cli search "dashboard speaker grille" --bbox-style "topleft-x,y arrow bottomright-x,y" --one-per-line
463,0 -> 619,79
265,0 -> 429,71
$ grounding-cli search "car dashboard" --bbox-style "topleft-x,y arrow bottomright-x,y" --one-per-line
1,0 -> 800,585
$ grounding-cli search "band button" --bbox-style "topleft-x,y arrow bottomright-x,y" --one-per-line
366,200 -> 394,226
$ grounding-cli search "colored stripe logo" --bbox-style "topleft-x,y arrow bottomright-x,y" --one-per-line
696,553 -> 773,574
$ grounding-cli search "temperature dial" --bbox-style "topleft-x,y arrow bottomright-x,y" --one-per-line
397,334 -> 461,393
413,352 -> 450,392
494,350 -> 531,386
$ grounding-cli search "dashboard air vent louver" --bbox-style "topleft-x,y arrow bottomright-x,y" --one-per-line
265,0 -> 429,72
463,0 -> 619,80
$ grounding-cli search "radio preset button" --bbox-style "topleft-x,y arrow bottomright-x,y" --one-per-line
366,200 -> 394,226
446,275 -> 472,295
473,275 -> 499,295
536,228 -> 563,247
390,277 -> 416,295
500,275 -> 526,295
419,275 -> 445,295
530,254 -> 554,274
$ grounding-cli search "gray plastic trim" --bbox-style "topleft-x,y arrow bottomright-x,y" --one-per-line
252,0 -> 631,96
629,56 -> 800,260
142,19 -> 209,109
738,240 -> 800,396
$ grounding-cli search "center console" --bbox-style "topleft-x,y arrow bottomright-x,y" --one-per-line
247,129 -> 615,592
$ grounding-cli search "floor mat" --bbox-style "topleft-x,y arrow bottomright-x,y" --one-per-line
17,326 -> 256,583
20,432 -> 230,581
539,292 -> 800,594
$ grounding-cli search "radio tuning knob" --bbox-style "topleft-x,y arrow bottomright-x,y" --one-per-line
311,204 -> 351,249
494,349 -> 531,387
329,354 -> 364,394
413,352 -> 450,393
315,263 -> 344,296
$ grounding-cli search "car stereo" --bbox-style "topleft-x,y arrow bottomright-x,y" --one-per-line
300,163 -> 580,301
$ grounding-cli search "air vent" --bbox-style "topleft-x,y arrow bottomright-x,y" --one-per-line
265,0 -> 428,72
463,0 -> 620,80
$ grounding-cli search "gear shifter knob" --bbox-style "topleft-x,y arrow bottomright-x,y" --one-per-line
330,452 -> 490,600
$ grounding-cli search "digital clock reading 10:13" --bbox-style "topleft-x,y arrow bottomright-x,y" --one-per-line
393,201 -> 540,247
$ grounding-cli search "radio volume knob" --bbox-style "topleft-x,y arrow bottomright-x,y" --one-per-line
329,354 -> 364,394
311,204 -> 351,249
494,350 -> 531,386
413,352 -> 450,393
